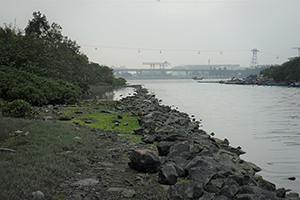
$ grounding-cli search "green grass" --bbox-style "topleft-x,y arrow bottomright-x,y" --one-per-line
59,103 -> 140,133
0,121 -> 101,200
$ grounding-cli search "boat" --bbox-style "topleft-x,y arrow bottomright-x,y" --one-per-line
192,76 -> 203,80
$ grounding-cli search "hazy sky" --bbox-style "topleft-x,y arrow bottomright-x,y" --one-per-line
1,0 -> 299,68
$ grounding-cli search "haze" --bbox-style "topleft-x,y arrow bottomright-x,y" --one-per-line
1,0 -> 299,69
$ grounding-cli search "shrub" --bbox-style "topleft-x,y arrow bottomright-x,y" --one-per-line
2,99 -> 33,118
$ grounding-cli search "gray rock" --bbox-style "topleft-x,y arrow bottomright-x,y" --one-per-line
59,116 -> 73,121
32,190 -> 44,198
141,134 -> 155,144
128,149 -> 161,173
167,180 -> 204,200
122,189 -> 136,198
169,140 -> 190,155
157,141 -> 176,156
73,178 -> 99,186
43,116 -> 54,121
133,127 -> 144,135
158,162 -> 178,185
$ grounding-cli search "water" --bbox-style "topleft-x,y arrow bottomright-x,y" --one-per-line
113,79 -> 300,193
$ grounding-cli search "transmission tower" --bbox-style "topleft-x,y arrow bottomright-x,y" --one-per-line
292,47 -> 300,57
250,48 -> 259,68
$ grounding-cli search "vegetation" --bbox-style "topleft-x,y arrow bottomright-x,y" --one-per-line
0,65 -> 81,106
0,11 -> 126,108
2,99 -> 33,118
0,98 -> 141,200
260,57 -> 300,82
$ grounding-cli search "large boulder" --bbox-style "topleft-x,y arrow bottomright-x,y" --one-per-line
158,162 -> 178,185
167,180 -> 204,200
157,141 -> 176,156
128,150 -> 161,173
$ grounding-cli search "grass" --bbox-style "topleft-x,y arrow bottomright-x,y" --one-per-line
0,121 -> 102,200
58,101 -> 140,133
0,99 -> 142,200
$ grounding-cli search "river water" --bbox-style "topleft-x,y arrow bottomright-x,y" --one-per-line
111,78 -> 300,193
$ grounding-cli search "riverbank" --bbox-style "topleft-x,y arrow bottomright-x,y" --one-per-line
1,86 -> 299,199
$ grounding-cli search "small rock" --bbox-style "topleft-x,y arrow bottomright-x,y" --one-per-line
141,134 -> 155,144
43,116 -> 54,121
15,130 -> 23,135
123,122 -> 129,126
73,178 -> 99,186
122,189 -> 136,198
59,116 -> 73,121
32,190 -> 44,198
288,177 -> 296,181
117,115 -> 123,119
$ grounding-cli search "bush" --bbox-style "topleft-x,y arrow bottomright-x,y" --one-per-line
0,65 -> 81,106
2,99 -> 33,118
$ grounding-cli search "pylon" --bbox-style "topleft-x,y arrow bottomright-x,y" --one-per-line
250,49 -> 259,68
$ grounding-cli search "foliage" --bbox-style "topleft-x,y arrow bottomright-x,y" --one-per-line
0,65 -> 81,106
260,57 -> 300,82
0,11 -> 127,107
2,99 -> 33,118
113,77 -> 127,85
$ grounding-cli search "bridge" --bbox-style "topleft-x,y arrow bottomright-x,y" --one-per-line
113,67 -> 248,78
114,62 -> 251,78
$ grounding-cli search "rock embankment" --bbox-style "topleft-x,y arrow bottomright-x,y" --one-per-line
116,86 -> 299,200
58,86 -> 299,200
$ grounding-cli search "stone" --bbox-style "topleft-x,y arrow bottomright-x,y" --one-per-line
169,140 -> 190,155
158,162 -> 178,185
156,141 -> 176,156
275,188 -> 285,198
112,119 -> 121,123
133,127 -> 144,135
141,134 -> 155,144
43,116 -> 54,121
128,149 -> 161,173
123,122 -> 128,126
122,189 -> 136,198
167,180 -> 204,200
32,190 -> 44,198
73,178 -> 99,186
59,116 -> 73,121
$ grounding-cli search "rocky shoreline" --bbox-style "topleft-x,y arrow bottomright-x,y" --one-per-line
58,86 -> 299,200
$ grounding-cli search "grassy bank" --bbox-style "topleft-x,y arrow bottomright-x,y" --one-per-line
0,98 -> 141,200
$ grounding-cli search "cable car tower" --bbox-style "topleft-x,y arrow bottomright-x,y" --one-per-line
293,47 -> 300,57
250,48 -> 259,68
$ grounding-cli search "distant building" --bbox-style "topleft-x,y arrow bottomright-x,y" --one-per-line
172,64 -> 241,70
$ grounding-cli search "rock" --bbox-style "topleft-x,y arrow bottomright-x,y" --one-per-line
117,115 -> 123,119
59,116 -> 73,121
73,178 -> 99,186
169,140 -> 190,155
141,134 -> 155,144
276,188 -> 286,198
0,148 -> 16,153
112,119 -> 121,123
122,189 -> 136,198
123,122 -> 128,126
158,162 -> 178,185
128,149 -> 161,173
257,179 -> 276,191
288,177 -> 296,181
43,116 -> 54,121
133,127 -> 144,135
157,141 -> 176,156
167,180 -> 204,200
32,190 -> 44,198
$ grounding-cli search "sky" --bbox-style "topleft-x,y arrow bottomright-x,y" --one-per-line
1,0 -> 299,69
